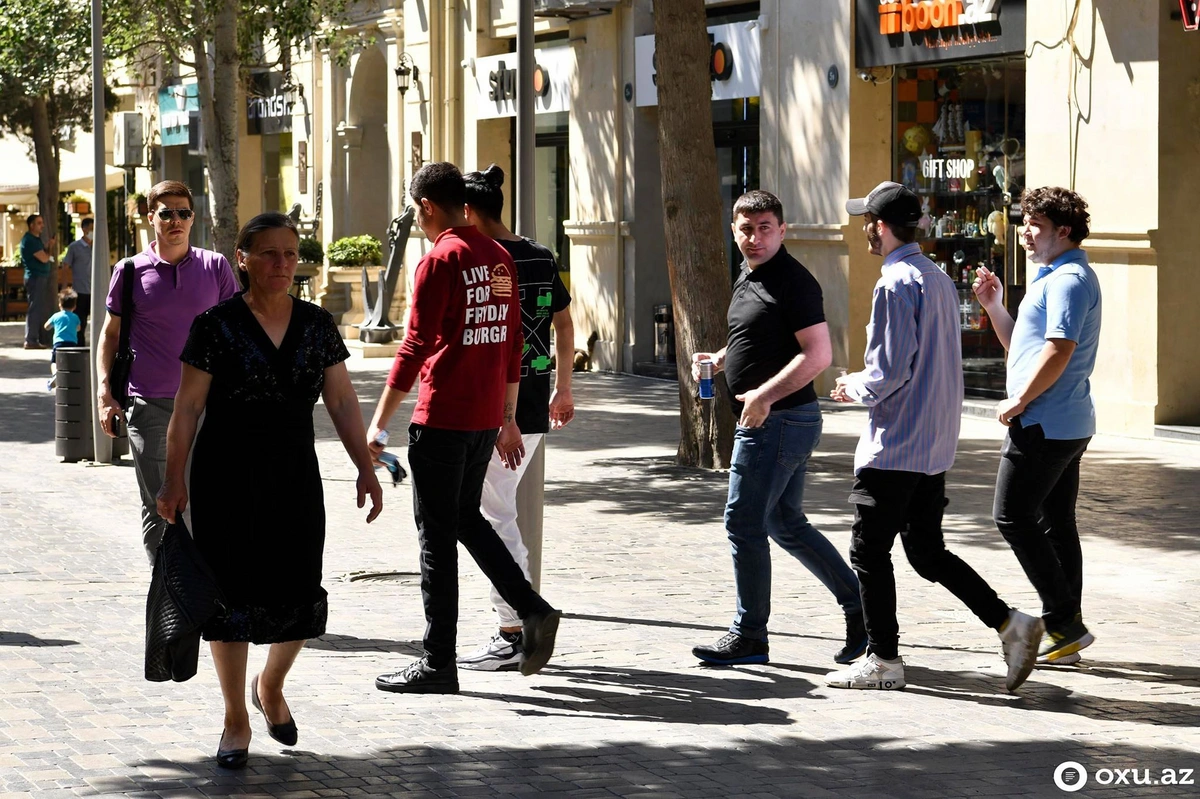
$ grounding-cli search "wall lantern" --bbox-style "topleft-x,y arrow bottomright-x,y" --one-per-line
394,53 -> 420,95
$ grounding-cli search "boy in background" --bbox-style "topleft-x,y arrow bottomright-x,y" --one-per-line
44,290 -> 81,391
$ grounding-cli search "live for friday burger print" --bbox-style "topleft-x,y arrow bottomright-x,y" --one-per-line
461,262 -> 514,345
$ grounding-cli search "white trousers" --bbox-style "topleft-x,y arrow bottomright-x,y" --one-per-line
479,433 -> 543,627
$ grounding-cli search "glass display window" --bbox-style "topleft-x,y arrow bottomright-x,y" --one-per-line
894,58 -> 1025,398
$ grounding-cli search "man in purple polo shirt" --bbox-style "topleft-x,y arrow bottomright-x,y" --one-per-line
96,180 -> 238,562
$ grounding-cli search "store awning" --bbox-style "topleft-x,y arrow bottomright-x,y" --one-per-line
0,136 -> 125,205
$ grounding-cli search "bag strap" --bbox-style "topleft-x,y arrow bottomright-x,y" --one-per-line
117,260 -> 135,354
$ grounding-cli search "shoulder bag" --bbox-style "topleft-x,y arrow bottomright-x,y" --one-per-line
108,260 -> 135,406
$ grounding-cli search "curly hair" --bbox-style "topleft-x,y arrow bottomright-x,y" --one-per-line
1020,187 -> 1090,243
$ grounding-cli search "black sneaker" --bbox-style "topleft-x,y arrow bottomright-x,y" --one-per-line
375,656 -> 460,694
520,608 -> 562,676
834,612 -> 868,664
692,632 -> 769,665
1038,618 -> 1095,663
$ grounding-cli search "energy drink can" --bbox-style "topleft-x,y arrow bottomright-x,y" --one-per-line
698,359 -> 715,400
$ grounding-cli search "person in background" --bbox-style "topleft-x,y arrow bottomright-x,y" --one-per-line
973,186 -> 1102,666
61,217 -> 94,340
96,180 -> 239,563
157,212 -> 382,770
20,213 -> 56,349
457,164 -> 575,672
827,181 -> 1043,694
44,290 -> 81,391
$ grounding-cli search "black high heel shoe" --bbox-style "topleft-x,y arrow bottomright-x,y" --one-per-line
216,731 -> 249,769
251,673 -> 298,746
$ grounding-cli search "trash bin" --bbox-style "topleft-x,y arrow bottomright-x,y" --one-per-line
55,346 -> 128,463
653,303 -> 676,364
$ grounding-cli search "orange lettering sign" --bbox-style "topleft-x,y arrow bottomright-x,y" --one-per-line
879,1 -> 962,35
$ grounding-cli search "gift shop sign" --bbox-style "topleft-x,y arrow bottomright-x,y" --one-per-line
473,47 -> 572,120
922,157 -> 975,179
855,0 -> 1026,67
635,21 -> 761,107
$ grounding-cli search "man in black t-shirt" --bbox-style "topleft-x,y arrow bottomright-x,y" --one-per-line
690,190 -> 866,667
459,166 -> 576,671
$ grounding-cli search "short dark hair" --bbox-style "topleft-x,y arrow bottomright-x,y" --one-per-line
732,190 -> 784,225
26,213 -> 40,228
463,164 -> 506,222
59,289 -> 77,310
410,162 -> 466,212
81,217 -> 94,231
234,212 -> 299,289
1020,186 -> 1090,243
147,180 -> 194,212
869,214 -> 917,244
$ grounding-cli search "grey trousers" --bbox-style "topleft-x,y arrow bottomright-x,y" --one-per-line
127,397 -> 174,564
24,273 -> 51,346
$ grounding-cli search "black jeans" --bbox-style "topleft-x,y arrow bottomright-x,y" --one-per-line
407,423 -> 552,667
993,420 -> 1091,632
850,469 -> 1010,660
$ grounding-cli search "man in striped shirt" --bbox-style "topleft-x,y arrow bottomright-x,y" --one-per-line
825,181 -> 1042,693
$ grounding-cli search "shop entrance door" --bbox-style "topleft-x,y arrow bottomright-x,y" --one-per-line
714,98 -> 759,282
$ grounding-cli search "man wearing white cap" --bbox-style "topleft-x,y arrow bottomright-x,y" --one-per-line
827,181 -> 1043,693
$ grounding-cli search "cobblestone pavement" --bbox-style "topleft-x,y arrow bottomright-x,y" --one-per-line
1,322 -> 1199,798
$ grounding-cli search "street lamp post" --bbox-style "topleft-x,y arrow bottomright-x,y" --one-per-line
90,0 -> 112,463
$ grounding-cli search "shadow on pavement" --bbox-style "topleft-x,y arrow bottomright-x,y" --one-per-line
305,632 -> 422,655
0,630 -> 79,647
463,663 -> 814,725
85,738 -> 1200,797
0,390 -> 55,444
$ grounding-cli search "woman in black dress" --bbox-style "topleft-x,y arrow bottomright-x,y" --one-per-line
157,212 -> 382,769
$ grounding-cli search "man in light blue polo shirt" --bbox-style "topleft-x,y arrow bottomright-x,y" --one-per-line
826,181 -> 1043,694
973,186 -> 1102,666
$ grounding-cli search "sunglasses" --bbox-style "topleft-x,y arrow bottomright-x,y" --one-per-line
155,208 -> 195,221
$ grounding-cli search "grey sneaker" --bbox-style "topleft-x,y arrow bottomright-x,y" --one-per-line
999,609 -> 1045,693
825,653 -> 905,690
457,632 -> 524,672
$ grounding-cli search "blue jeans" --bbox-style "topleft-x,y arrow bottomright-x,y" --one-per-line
725,402 -> 862,640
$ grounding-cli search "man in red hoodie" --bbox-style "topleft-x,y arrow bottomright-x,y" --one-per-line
368,162 -> 561,694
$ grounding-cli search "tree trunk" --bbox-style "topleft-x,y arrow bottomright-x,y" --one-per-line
31,95 -> 61,329
653,0 -> 735,469
193,0 -> 239,263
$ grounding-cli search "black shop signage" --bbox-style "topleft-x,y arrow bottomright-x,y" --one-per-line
854,0 -> 1026,68
246,72 -> 293,135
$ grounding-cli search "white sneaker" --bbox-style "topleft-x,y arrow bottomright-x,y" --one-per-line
825,653 -> 905,690
999,609 -> 1045,693
457,632 -> 524,672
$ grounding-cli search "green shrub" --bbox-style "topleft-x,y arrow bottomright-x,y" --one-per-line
327,234 -> 383,266
298,236 -> 324,264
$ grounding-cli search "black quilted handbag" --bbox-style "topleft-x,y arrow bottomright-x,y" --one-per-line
144,520 -> 226,682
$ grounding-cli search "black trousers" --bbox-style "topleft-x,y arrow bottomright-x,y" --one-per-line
407,423 -> 551,666
76,293 -> 90,342
850,468 -> 1010,660
993,420 -> 1091,632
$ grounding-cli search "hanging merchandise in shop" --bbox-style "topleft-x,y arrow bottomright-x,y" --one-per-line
635,21 -> 761,107
246,72 -> 294,135
158,81 -> 199,147
474,47 -> 572,120
855,0 -> 1026,67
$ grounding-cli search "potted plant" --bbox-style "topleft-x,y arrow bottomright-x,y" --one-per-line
126,192 -> 148,217
298,236 -> 324,264
65,194 -> 91,215
327,234 -> 383,266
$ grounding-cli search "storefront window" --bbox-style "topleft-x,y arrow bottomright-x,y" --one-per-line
534,111 -> 569,271
715,97 -> 760,281
894,58 -> 1025,398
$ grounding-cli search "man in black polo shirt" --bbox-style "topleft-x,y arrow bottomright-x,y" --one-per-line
691,190 -> 866,666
